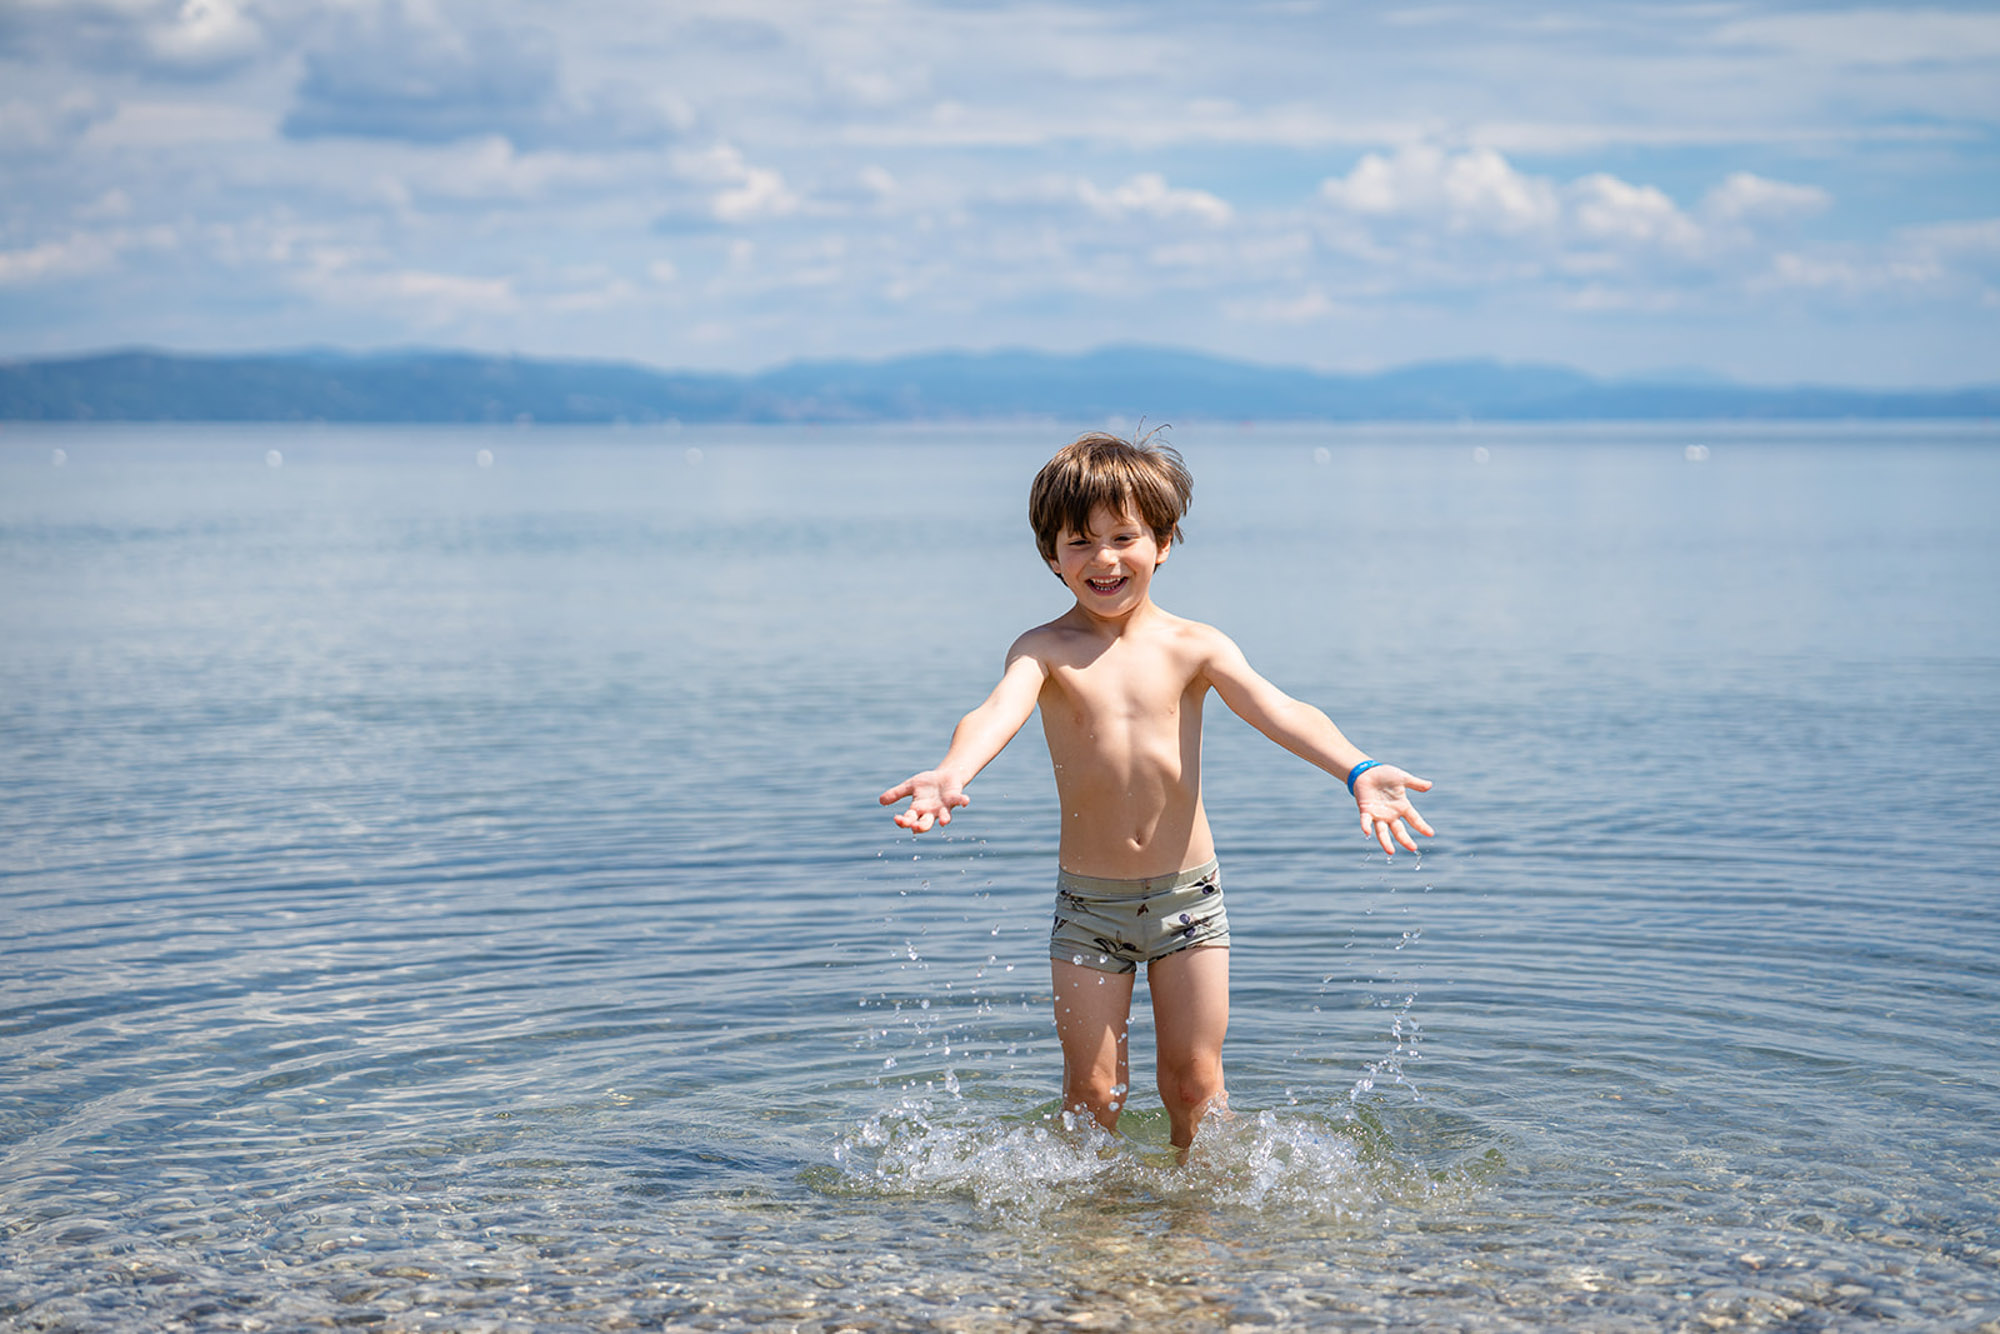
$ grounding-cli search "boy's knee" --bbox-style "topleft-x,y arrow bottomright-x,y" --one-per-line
1065,1071 -> 1126,1108
1158,1057 -> 1222,1113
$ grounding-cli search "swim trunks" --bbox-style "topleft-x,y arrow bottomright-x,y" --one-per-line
1049,858 -> 1229,975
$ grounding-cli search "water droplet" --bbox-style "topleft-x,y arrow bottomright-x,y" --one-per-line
685,446 -> 704,465
1313,446 -> 1331,465
476,448 -> 494,467
49,448 -> 66,467
1472,445 -> 1491,464
265,449 -> 283,468
1685,443 -> 1711,462
883,1057 -> 896,1069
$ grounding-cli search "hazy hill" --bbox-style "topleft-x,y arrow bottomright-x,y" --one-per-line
2,346 -> 1995,422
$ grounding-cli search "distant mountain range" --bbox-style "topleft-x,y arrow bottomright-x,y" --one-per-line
3,346 -> 1996,422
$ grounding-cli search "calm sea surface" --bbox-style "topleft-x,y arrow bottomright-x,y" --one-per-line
2,421 -> 1997,1331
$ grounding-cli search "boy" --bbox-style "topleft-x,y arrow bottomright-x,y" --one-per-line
879,432 -> 1433,1151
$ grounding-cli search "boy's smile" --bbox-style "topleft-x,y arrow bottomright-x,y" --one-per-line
1051,505 -> 1167,618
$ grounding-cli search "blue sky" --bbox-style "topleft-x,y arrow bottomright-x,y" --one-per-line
3,1 -> 1997,385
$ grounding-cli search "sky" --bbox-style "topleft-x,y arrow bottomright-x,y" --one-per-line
2,1 -> 1997,385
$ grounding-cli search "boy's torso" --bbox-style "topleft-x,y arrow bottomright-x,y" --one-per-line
1025,605 -> 1219,880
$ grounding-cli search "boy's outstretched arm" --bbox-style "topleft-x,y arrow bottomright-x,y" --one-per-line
879,643 -> 1048,834
1201,629 -> 1435,856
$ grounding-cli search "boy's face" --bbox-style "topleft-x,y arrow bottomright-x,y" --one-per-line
1048,503 -> 1168,618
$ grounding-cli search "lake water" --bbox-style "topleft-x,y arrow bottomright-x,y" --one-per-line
2,421 -> 1997,1331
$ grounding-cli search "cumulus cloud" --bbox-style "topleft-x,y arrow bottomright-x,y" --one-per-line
1319,145 -> 1830,265
664,144 -> 800,225
283,3 -> 684,150
0,0 -> 268,78
1320,145 -> 1558,233
1571,174 -> 1701,251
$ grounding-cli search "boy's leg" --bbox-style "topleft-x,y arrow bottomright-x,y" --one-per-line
1147,945 -> 1230,1150
1051,959 -> 1135,1134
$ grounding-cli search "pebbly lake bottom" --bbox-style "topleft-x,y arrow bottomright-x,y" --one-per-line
3,422 -> 1998,1330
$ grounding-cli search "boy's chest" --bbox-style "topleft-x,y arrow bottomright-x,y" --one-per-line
1043,658 -> 1202,724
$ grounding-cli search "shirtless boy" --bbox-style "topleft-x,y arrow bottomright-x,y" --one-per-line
879,432 -> 1433,1151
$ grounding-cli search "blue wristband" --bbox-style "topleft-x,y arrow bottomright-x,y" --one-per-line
1345,760 -> 1383,794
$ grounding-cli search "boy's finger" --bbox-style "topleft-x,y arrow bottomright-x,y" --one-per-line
1405,775 -> 1433,791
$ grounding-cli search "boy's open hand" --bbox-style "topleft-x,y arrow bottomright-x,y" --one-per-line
879,770 -> 969,833
1353,766 -> 1435,856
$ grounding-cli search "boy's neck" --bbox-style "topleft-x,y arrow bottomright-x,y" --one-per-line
1064,594 -> 1162,636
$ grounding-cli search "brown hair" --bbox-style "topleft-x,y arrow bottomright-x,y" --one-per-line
1028,429 -> 1193,562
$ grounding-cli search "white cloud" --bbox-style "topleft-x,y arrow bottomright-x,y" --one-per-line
0,234 -> 119,285
1225,286 -> 1340,325
1320,146 -> 1559,234
147,0 -> 263,72
1701,172 -> 1830,223
294,256 -> 518,321
1899,217 -> 2000,258
1762,252 -> 1866,293
674,144 -> 799,222
1571,174 -> 1700,251
1079,173 -> 1231,226
1318,146 -> 1834,265
402,136 -> 627,202
0,224 -> 176,285
714,166 -> 797,222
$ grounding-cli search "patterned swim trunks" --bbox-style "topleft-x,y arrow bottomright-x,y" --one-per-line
1049,858 -> 1229,975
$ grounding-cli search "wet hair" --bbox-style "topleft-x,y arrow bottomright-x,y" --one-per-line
1028,429 -> 1193,563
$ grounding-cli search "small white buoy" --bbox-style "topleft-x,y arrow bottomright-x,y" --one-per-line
265,449 -> 283,468
476,449 -> 494,468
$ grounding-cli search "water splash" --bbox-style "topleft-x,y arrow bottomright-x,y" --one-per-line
821,1096 -> 1472,1225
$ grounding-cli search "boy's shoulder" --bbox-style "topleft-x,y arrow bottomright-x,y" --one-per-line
1009,608 -> 1234,665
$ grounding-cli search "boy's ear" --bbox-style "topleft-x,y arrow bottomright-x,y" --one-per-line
1155,539 -> 1171,566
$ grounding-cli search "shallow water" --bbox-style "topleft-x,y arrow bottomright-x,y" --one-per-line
3,421 -> 1998,1331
